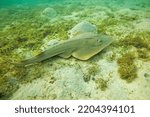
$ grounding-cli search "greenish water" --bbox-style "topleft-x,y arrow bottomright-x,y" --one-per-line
0,0 -> 54,7
0,0 -> 150,7
0,0 -> 150,99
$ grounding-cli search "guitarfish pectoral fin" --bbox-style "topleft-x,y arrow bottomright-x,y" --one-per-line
72,46 -> 103,60
58,50 -> 72,58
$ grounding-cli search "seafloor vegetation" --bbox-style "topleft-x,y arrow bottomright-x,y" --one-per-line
0,1 -> 150,99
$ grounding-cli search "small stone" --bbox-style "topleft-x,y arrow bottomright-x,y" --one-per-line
41,7 -> 57,18
68,21 -> 97,38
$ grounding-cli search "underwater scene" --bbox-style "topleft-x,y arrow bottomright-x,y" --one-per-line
0,0 -> 150,100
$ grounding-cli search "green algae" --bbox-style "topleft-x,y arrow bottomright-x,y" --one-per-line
119,33 -> 150,49
113,31 -> 150,62
0,69 -> 18,99
117,52 -> 137,83
0,7 -> 46,99
0,21 -> 43,55
113,29 -> 149,48
137,48 -> 150,59
0,15 -> 76,59
83,64 -> 99,82
115,31 -> 150,62
95,78 -> 108,91
96,16 -> 132,33
0,59 -> 27,99
46,20 -> 77,40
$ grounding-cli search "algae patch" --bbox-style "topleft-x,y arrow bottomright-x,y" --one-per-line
95,78 -> 108,91
137,48 -> 150,60
83,64 -> 99,82
117,52 -> 137,83
46,20 -> 77,40
119,34 -> 150,49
